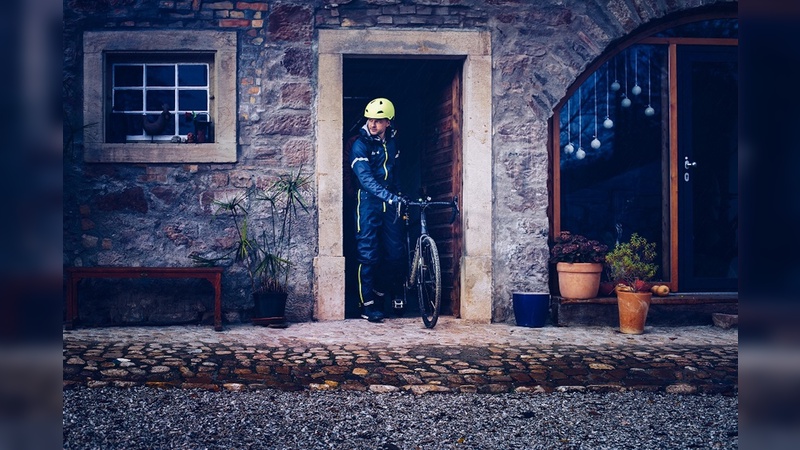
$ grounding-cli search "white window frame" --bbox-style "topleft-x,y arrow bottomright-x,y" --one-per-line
83,30 -> 237,163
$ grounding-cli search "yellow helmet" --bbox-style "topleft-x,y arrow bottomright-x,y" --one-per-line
364,98 -> 395,120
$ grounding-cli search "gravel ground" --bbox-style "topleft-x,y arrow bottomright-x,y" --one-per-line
63,387 -> 738,449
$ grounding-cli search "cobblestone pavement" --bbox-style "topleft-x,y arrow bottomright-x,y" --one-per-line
63,317 -> 738,395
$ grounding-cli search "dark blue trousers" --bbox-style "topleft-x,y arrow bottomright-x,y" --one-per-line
354,189 -> 405,307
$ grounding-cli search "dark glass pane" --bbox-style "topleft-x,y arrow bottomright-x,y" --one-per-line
689,60 -> 738,279
178,64 -> 208,87
146,90 -> 174,111
179,113 -> 194,135
655,19 -> 738,38
146,65 -> 175,87
178,90 -> 208,112
113,90 -> 143,111
114,65 -> 143,87
126,114 -> 143,135
559,44 -> 668,276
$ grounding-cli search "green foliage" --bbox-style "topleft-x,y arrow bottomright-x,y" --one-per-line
192,165 -> 310,294
605,233 -> 658,292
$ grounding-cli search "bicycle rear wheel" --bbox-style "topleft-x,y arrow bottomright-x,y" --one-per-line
416,235 -> 441,328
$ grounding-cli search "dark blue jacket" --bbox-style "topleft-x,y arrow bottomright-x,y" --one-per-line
349,124 -> 400,204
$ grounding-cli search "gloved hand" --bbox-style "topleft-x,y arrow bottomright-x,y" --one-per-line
398,194 -> 410,206
392,194 -> 406,220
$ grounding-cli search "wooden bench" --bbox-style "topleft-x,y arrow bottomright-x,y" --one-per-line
65,267 -> 224,331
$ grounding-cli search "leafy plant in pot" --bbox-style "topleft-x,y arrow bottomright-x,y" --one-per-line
192,166 -> 310,326
550,231 -> 608,299
605,233 -> 658,334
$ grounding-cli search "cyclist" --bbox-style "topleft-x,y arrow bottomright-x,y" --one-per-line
349,97 -> 406,322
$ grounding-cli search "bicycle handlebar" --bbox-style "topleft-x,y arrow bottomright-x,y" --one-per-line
403,196 -> 460,224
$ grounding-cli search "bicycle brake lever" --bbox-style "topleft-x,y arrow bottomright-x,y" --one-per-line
394,201 -> 402,223
449,196 -> 460,224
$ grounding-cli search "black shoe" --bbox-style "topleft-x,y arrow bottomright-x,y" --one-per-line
361,304 -> 385,322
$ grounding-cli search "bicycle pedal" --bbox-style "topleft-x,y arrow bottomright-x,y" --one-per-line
392,299 -> 405,309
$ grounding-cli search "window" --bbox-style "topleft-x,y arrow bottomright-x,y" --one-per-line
557,44 -> 669,278
83,30 -> 237,163
109,59 -> 212,143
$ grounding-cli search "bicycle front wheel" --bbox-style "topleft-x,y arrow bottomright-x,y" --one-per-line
416,235 -> 441,328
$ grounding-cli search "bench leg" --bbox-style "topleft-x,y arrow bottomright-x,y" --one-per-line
65,276 -> 79,330
213,274 -> 222,332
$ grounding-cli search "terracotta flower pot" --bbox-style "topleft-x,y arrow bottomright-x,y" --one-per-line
616,290 -> 652,334
556,262 -> 603,299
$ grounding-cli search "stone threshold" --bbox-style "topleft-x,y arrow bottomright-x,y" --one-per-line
551,292 -> 738,327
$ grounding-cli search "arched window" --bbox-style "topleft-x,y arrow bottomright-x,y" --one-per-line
551,13 -> 738,292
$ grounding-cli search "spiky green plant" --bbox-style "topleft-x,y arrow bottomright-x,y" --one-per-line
605,233 -> 658,292
192,166 -> 310,294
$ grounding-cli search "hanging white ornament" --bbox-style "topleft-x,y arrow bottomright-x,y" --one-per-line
603,117 -> 614,128
564,96 -> 574,155
611,80 -> 620,91
631,50 -> 641,95
575,147 -> 586,159
592,72 -> 600,151
621,51 -> 631,107
643,51 -> 654,117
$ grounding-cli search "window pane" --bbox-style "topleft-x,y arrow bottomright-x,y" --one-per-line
178,90 -> 208,111
146,65 -> 175,87
113,90 -> 143,111
125,114 -> 143,135
559,44 -> 668,277
146,90 -> 175,111
179,113 -> 195,135
178,64 -> 208,87
114,65 -> 143,87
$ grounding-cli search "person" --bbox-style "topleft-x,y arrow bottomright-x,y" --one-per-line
349,98 -> 406,322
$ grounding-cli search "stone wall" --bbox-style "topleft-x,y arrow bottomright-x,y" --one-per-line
63,0 -> 734,325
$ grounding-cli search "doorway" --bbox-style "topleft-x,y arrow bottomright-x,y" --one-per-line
342,58 -> 464,318
314,29 -> 492,323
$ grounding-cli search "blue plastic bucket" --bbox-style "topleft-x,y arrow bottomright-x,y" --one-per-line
512,292 -> 550,328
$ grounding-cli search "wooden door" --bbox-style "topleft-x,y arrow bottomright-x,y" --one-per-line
420,62 -> 463,317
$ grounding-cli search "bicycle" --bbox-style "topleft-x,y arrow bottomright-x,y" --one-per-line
394,195 -> 459,328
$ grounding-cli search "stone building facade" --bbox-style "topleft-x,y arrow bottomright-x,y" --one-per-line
63,0 -> 736,326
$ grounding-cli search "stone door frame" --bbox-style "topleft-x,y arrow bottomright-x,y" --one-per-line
313,29 -> 493,322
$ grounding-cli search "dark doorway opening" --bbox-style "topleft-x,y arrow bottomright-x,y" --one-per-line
342,57 -> 463,319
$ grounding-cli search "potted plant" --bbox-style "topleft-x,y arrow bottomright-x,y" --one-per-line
550,231 -> 608,299
605,233 -> 658,334
192,166 -> 310,326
